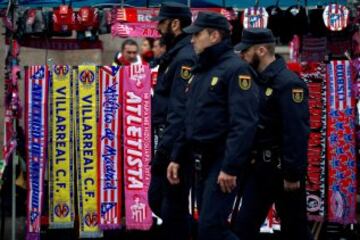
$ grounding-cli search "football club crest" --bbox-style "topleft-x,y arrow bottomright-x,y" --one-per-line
292,88 -> 304,103
84,212 -> 98,227
53,65 -> 69,77
242,7 -> 269,29
54,203 -> 70,218
238,75 -> 252,90
323,4 -> 349,31
181,66 -> 192,80
80,70 -> 95,85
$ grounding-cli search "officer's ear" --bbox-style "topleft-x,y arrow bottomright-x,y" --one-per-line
256,45 -> 268,57
208,29 -> 221,43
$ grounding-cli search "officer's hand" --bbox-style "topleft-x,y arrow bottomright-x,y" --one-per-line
217,171 -> 237,193
167,162 -> 180,185
284,180 -> 300,192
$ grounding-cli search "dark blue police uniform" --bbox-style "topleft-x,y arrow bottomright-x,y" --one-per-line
172,12 -> 259,240
234,29 -> 313,240
148,2 -> 197,240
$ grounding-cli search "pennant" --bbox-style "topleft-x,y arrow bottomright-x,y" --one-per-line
75,66 -> 103,238
326,60 -> 357,224
49,65 -> 75,228
300,62 -> 327,221
242,7 -> 269,29
98,66 -> 123,229
323,4 -> 350,32
25,66 -> 49,240
123,64 -> 152,230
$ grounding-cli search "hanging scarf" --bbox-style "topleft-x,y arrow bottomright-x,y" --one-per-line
326,60 -> 357,224
98,66 -> 123,230
300,62 -> 327,221
48,65 -> 75,228
25,66 -> 49,240
75,65 -> 103,238
123,64 -> 152,230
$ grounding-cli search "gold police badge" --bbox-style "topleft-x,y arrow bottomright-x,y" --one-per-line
238,75 -> 251,90
181,66 -> 192,80
292,88 -> 304,103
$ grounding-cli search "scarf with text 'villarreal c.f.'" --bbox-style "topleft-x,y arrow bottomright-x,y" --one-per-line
123,64 -> 152,230
49,65 -> 75,229
25,66 -> 49,240
326,60 -> 357,224
98,66 -> 123,229
75,65 -> 103,238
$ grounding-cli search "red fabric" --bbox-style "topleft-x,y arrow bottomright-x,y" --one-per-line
75,7 -> 99,31
52,5 -> 75,32
141,50 -> 154,63
117,55 -> 131,66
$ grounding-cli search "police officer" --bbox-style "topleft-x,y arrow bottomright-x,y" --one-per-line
233,28 -> 313,240
149,2 -> 197,240
167,12 -> 259,240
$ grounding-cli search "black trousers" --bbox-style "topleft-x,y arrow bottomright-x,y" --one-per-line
148,125 -> 192,240
234,161 -> 314,240
196,159 -> 242,240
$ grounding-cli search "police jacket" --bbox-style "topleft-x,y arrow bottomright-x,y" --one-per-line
152,34 -> 197,126
255,55 -> 310,182
172,40 -> 259,176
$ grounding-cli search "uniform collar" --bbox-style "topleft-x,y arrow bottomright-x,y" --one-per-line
195,39 -> 233,72
259,54 -> 287,83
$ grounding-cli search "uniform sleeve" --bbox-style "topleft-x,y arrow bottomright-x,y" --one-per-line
221,66 -> 259,176
157,56 -> 195,156
278,81 -> 310,182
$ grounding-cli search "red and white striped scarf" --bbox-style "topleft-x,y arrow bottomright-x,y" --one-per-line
25,66 -> 49,240
98,66 -> 123,229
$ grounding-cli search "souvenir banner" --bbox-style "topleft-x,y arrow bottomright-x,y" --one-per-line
301,63 -> 326,221
98,66 -> 123,229
123,64 -> 152,230
326,60 -> 357,224
111,8 -> 235,38
75,66 -> 102,238
111,22 -> 160,38
25,66 -> 49,240
112,7 -> 235,23
49,65 -> 75,228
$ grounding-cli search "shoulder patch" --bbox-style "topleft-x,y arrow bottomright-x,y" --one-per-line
292,88 -> 304,103
180,66 -> 192,80
238,75 -> 252,90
